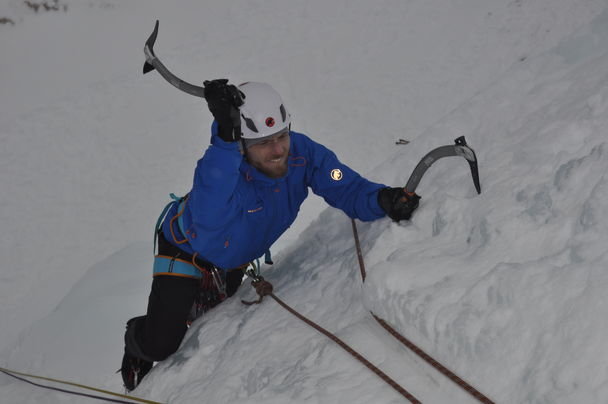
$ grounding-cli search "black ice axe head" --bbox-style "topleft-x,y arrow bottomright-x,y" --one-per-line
454,136 -> 481,195
143,20 -> 159,74
404,136 -> 481,195
142,20 -> 206,98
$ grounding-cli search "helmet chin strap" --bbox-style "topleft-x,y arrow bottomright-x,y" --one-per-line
239,138 -> 249,159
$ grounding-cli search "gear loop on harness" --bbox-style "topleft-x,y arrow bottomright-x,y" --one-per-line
192,252 -> 227,296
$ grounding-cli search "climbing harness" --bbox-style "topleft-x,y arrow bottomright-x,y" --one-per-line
0,366 -> 163,404
186,271 -> 225,325
185,253 -> 232,324
152,194 -> 228,323
350,218 -> 495,404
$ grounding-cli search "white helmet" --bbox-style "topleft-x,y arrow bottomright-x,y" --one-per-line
238,82 -> 291,140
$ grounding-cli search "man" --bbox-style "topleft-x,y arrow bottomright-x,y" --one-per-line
120,79 -> 420,390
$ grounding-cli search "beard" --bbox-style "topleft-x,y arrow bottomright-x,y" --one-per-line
255,156 -> 288,178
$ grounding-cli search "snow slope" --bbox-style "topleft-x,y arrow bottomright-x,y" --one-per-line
1,1 -> 608,403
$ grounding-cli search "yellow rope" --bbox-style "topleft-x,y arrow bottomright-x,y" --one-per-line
0,366 -> 164,404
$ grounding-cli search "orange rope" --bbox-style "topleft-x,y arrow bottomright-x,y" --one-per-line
350,218 -> 495,404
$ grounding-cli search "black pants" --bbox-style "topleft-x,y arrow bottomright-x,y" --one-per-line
124,232 -> 244,362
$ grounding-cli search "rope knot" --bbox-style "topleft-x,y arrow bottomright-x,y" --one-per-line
241,278 -> 274,305
253,279 -> 273,296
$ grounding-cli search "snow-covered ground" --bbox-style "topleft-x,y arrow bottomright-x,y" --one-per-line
1,1 -> 607,403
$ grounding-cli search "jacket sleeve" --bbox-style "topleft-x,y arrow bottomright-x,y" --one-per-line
305,135 -> 387,221
189,123 -> 244,231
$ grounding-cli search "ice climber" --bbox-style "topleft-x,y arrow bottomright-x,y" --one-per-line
120,79 -> 420,390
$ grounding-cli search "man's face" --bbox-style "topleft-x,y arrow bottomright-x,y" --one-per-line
246,130 -> 290,178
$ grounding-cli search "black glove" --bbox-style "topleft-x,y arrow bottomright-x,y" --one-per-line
377,187 -> 421,222
203,79 -> 244,142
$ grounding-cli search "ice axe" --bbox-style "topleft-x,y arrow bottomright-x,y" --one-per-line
142,20 -> 207,98
404,136 -> 481,195
142,20 -> 248,140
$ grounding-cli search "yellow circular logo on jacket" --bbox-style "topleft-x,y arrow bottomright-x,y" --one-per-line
330,169 -> 343,181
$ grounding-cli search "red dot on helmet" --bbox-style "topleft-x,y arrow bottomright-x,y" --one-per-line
265,117 -> 275,127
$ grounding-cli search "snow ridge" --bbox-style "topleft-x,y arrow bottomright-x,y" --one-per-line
2,2 -> 608,403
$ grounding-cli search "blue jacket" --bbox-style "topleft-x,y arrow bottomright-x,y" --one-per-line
161,127 -> 386,269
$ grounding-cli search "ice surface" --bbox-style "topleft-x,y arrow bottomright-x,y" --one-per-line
1,1 -> 607,403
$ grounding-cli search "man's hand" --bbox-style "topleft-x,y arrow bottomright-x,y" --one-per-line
378,187 -> 421,222
203,79 -> 244,142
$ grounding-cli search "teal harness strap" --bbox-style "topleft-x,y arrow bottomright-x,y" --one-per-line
153,256 -> 202,279
154,193 -> 185,254
153,193 -> 206,279
152,193 -> 274,279
176,197 -> 188,239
